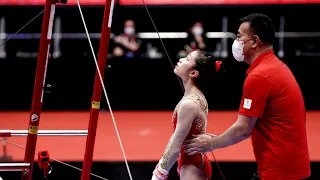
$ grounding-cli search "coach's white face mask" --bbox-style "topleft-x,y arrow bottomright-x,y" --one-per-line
232,40 -> 245,62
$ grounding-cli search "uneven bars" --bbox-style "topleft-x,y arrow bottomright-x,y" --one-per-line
0,130 -> 88,137
0,163 -> 30,171
22,0 -> 65,180
80,0 -> 114,179
0,163 -> 30,169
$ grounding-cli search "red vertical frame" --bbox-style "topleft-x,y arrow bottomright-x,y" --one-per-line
22,0 -> 56,179
80,0 -> 115,179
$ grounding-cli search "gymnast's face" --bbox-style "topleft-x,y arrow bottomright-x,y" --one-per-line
174,51 -> 199,81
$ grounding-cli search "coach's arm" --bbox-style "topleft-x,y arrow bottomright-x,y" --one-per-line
183,115 -> 257,155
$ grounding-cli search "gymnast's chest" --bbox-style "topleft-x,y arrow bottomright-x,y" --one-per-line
171,108 -> 206,134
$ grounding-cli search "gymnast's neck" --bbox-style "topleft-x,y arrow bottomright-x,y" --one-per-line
183,80 -> 202,97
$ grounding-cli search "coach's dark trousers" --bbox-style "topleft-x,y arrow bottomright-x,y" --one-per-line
251,171 -> 312,180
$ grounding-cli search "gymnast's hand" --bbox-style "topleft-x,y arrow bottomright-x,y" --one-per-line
151,163 -> 169,180
182,134 -> 217,155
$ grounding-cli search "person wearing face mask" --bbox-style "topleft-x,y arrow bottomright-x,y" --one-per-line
177,22 -> 207,59
113,20 -> 141,59
182,13 -> 312,180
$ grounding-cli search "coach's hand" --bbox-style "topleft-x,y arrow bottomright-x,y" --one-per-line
183,134 -> 216,155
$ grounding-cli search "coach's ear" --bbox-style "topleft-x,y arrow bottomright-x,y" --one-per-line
252,35 -> 261,49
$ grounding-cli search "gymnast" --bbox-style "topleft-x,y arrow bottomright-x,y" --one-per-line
151,50 -> 224,180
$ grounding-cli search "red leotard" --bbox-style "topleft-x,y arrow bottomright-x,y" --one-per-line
172,94 -> 212,179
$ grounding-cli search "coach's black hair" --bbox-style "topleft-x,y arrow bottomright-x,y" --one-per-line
239,13 -> 275,45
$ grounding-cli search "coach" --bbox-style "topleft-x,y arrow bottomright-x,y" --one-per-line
183,13 -> 311,180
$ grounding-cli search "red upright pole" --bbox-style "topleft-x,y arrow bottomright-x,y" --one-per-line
22,0 -> 57,179
81,0 -> 115,179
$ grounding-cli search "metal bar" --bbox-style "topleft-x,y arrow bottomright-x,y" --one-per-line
138,32 -> 188,39
0,163 -> 30,171
0,163 -> 30,167
0,137 -> 12,162
0,169 -> 27,171
0,130 -> 88,137
275,32 -> 320,38
22,0 -> 56,180
1,31 -> 320,40
0,32 -> 114,39
80,0 -> 114,179
53,16 -> 62,59
220,16 -> 229,58
0,17 -> 6,59
277,16 -> 285,58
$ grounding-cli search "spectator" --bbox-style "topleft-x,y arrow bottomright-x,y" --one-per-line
113,20 -> 142,59
177,22 -> 208,58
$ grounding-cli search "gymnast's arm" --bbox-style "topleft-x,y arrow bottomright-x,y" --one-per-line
158,99 -> 198,171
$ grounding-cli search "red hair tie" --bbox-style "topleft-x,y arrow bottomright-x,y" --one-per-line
215,61 -> 222,72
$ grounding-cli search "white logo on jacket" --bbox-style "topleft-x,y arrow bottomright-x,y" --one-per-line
243,98 -> 252,109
